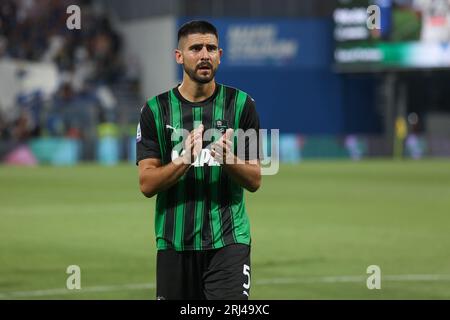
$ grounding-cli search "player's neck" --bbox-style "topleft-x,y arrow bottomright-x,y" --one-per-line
178,79 -> 216,103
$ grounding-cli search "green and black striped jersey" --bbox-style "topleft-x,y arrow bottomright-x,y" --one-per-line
136,83 -> 261,251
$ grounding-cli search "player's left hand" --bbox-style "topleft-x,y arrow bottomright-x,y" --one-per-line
211,128 -> 235,164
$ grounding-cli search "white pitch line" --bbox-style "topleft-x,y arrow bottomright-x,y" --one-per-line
0,283 -> 155,299
256,274 -> 450,285
1,274 -> 450,299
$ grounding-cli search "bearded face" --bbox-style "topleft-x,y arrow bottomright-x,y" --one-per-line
176,33 -> 222,84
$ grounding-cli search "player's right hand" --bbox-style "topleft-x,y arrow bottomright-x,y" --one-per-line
182,124 -> 204,164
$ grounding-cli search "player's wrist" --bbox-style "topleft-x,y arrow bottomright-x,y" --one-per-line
173,154 -> 191,168
180,151 -> 201,166
222,154 -> 240,166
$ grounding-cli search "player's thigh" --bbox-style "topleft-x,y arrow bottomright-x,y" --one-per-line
156,249 -> 205,300
203,244 -> 251,300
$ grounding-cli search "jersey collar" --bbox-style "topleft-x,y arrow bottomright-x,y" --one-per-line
173,82 -> 221,107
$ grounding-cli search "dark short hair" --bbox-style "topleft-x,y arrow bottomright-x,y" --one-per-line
177,20 -> 218,44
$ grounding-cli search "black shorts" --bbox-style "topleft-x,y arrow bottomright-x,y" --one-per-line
156,244 -> 251,300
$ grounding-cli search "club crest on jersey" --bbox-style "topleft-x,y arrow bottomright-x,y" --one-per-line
215,119 -> 229,134
136,123 -> 141,142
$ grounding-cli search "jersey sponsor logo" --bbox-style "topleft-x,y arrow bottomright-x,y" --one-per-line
136,123 -> 141,142
171,148 -> 220,167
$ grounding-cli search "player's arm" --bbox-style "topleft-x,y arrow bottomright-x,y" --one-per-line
224,161 -> 261,193
138,157 -> 189,198
224,162 -> 261,193
138,125 -> 204,198
136,103 -> 203,198
222,156 -> 261,193
211,95 -> 262,193
211,129 -> 261,192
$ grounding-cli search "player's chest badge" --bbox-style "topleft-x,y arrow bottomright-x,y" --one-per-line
215,119 -> 229,134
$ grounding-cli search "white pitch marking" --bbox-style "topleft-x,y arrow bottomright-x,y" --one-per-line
256,274 -> 450,285
2,275 -> 450,298
0,283 -> 155,299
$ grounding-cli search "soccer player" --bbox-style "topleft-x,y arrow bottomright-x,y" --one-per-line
136,20 -> 262,300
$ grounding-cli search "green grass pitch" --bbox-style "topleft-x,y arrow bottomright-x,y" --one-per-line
1,160 -> 450,299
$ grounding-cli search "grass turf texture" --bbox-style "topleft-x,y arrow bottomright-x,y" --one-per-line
1,160 -> 449,299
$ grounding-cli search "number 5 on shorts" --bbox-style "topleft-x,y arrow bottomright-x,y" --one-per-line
243,264 -> 250,296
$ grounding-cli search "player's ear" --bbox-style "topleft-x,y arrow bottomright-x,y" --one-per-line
175,49 -> 183,65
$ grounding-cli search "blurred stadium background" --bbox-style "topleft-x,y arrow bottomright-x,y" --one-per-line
1,0 -> 450,299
